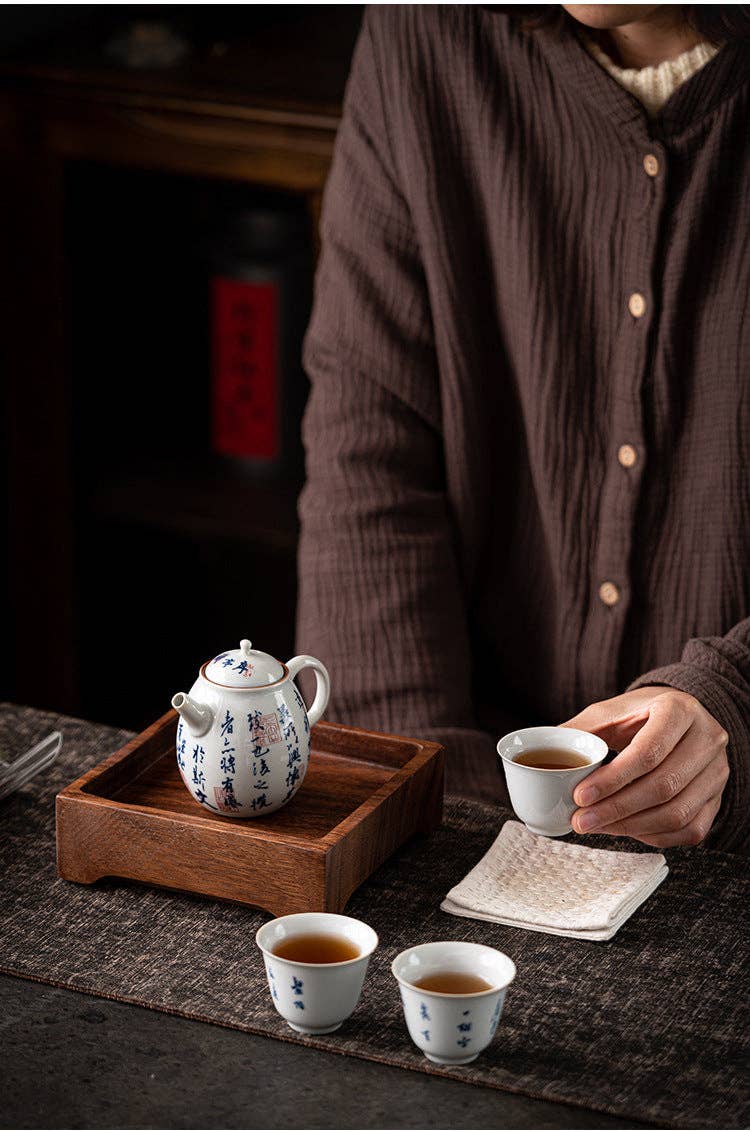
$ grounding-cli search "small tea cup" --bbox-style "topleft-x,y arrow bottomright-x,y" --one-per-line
255,912 -> 378,1035
391,941 -> 516,1065
497,725 -> 609,837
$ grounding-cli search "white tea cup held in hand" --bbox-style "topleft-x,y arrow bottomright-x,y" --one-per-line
497,725 -> 608,837
391,941 -> 516,1066
255,912 -> 378,1035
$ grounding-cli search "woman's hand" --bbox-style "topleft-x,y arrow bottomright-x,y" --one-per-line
561,687 -> 730,847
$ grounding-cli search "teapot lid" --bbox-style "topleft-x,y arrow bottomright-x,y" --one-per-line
204,640 -> 286,688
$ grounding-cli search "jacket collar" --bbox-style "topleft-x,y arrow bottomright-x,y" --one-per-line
531,20 -> 750,142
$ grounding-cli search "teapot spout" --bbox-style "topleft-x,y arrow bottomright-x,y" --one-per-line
171,692 -> 213,737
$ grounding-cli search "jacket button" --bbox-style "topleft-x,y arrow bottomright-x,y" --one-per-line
618,444 -> 637,468
599,581 -> 621,607
643,153 -> 659,177
628,292 -> 646,318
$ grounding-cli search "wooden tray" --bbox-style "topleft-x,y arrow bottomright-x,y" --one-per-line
56,711 -> 444,916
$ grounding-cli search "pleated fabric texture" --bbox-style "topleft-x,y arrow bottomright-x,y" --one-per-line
2,706 -> 749,1129
296,7 -> 750,852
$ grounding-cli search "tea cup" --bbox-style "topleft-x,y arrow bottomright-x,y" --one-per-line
391,941 -> 516,1065
255,911 -> 378,1035
497,725 -> 608,836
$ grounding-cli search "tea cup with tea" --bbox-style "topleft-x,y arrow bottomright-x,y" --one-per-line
391,941 -> 516,1065
255,911 -> 378,1035
497,725 -> 609,837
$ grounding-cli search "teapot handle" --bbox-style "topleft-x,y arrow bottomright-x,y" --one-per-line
286,655 -> 331,729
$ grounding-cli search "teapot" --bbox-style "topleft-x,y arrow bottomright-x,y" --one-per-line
171,640 -> 330,818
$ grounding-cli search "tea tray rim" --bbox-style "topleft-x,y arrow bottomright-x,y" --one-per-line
56,711 -> 444,853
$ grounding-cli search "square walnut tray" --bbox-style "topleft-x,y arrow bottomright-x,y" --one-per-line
56,711 -> 444,916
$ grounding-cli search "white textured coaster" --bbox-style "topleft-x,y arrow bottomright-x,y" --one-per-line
441,821 -> 668,941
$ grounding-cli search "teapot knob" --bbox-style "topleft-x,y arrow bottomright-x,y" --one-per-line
240,639 -> 253,658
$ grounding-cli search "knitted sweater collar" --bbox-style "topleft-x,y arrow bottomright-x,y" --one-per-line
581,35 -> 720,118
532,22 -> 750,141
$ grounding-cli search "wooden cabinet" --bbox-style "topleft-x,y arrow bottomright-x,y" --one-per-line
0,10 -> 361,727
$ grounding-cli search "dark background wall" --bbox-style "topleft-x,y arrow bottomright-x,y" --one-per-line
0,6 -> 94,50
0,5 -> 323,51
1,5 -> 361,731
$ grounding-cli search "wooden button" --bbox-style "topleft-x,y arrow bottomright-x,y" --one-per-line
599,581 -> 620,607
618,444 -> 637,468
628,292 -> 646,318
643,153 -> 659,177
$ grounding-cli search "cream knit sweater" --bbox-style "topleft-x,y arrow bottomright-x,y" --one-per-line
584,36 -> 719,116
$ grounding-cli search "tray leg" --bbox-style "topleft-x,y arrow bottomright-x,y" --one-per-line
328,890 -> 356,916
416,758 -> 445,834
57,864 -> 106,885
260,895 -> 330,918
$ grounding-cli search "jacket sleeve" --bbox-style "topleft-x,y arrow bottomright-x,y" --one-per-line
628,618 -> 750,852
295,13 -> 501,799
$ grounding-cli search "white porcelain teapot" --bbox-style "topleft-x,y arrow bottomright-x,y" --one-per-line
171,640 -> 330,818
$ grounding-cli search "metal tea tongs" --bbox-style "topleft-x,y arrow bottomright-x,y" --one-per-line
0,731 -> 62,802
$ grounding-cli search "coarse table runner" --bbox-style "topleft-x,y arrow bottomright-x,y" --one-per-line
1,705 -> 748,1129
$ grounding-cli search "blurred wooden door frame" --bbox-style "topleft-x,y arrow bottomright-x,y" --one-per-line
0,58 -> 343,714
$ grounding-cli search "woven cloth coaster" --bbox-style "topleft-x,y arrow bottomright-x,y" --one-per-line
442,820 -> 668,940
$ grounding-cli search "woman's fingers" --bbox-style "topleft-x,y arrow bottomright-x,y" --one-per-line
562,686 -> 729,847
573,755 -> 728,837
573,730 -> 721,831
610,795 -> 723,849
572,692 -> 695,808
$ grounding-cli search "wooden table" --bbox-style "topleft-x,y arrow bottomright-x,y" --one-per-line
1,974 -> 647,1130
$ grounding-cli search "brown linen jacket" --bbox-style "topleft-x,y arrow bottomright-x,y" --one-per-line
296,7 -> 750,852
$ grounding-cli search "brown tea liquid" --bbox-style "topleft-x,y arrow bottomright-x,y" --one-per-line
513,748 -> 590,770
413,972 -> 495,994
272,933 -> 361,964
